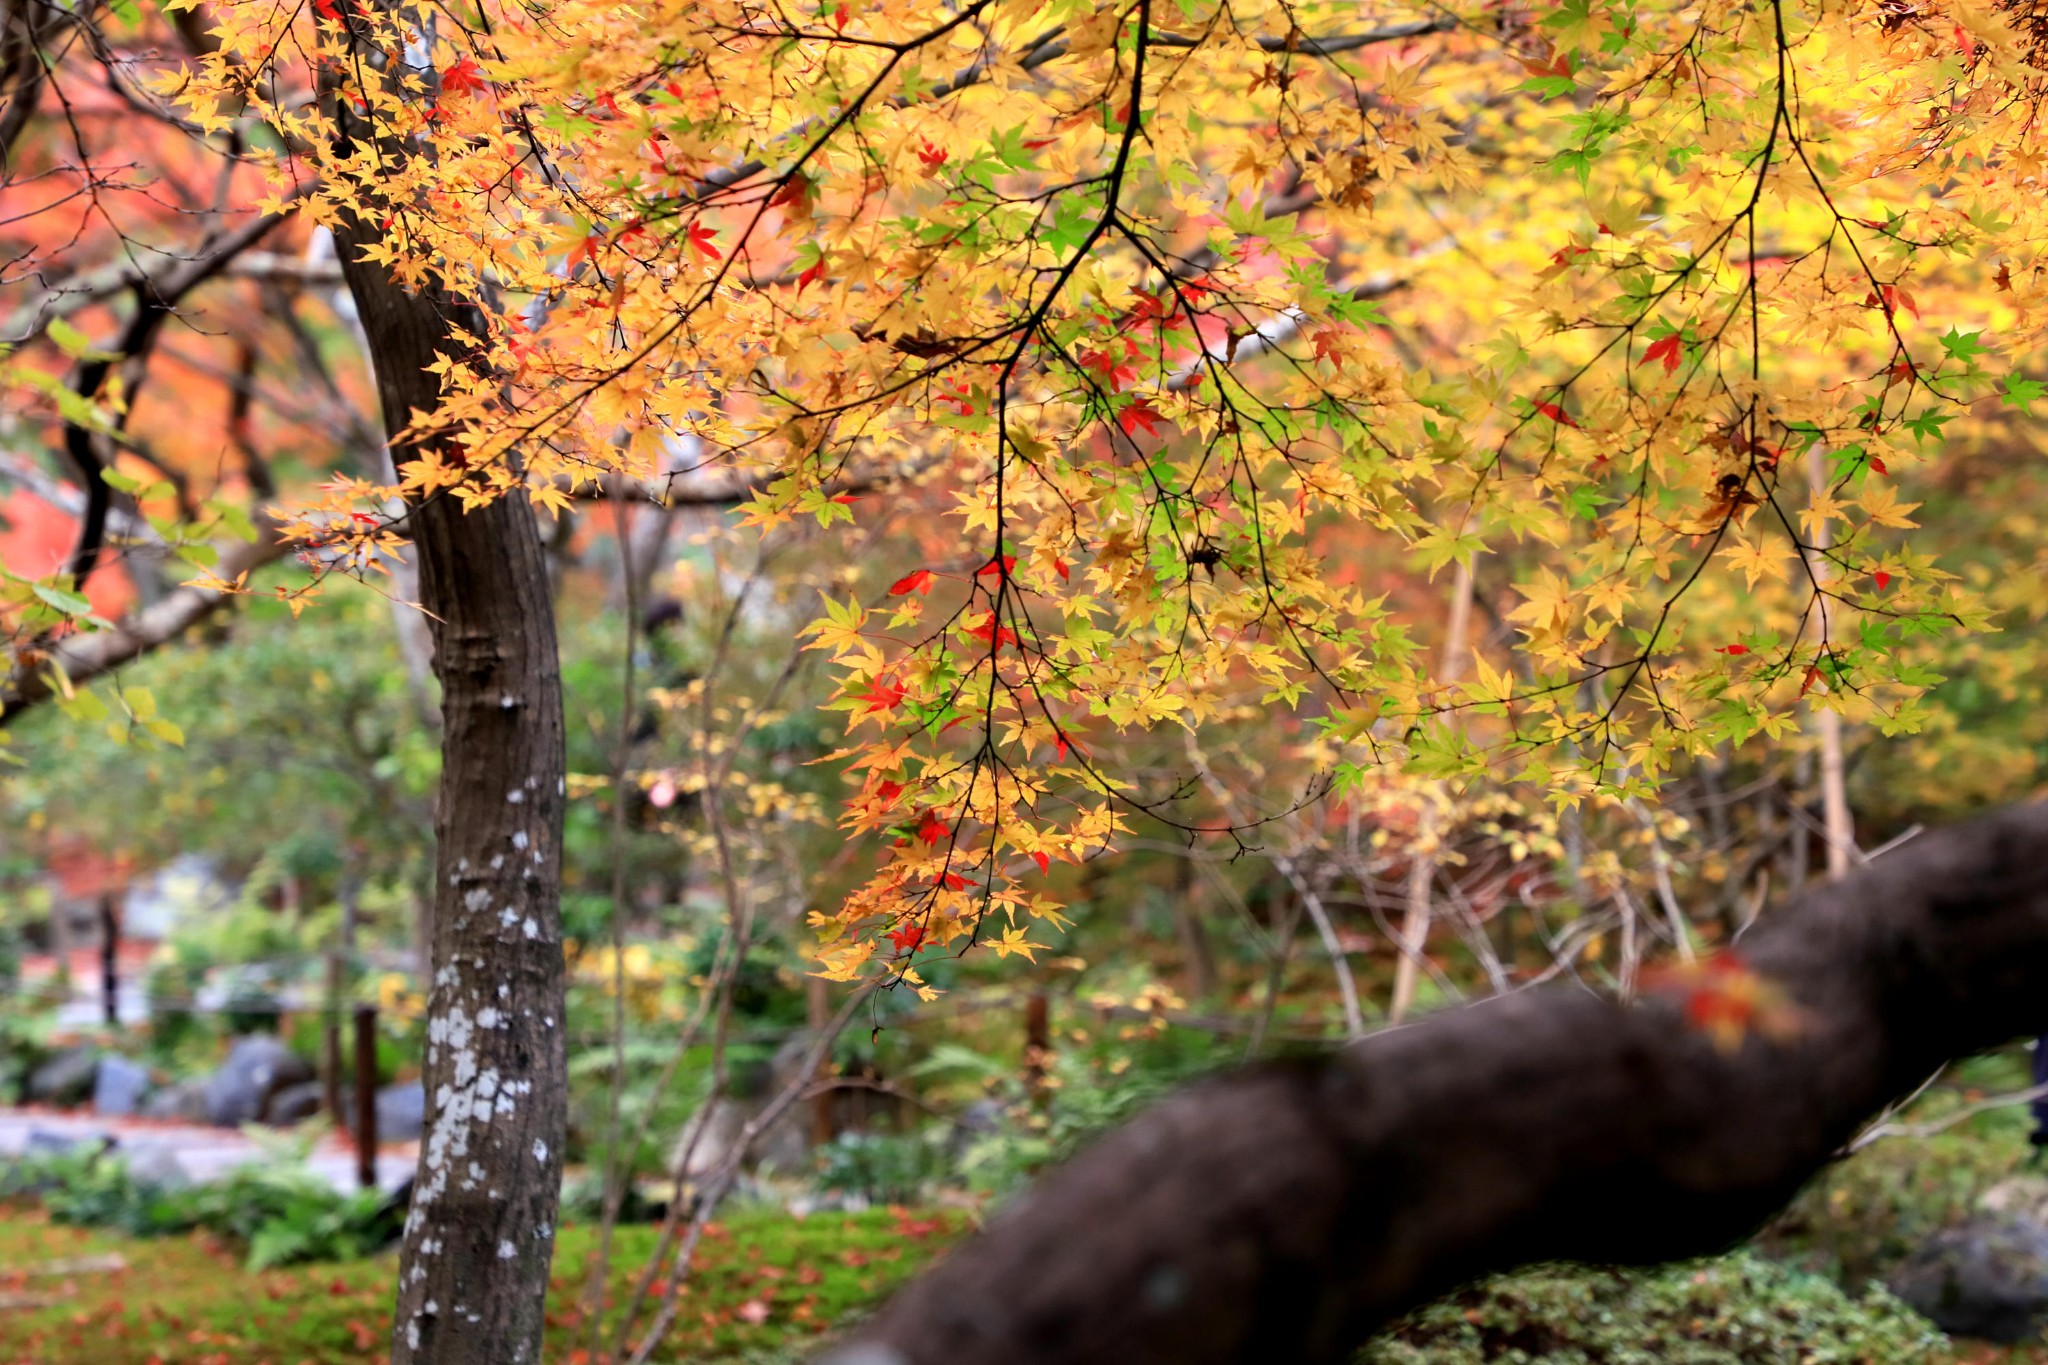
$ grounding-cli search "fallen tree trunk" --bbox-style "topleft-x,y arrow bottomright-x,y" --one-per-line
827,801 -> 2048,1365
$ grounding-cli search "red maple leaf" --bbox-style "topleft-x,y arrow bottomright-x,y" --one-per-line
887,923 -> 925,953
1119,400 -> 1162,438
888,568 -> 935,596
1079,347 -> 1138,391
967,616 -> 1018,648
1032,851 -> 1050,874
440,55 -> 488,98
1641,333 -> 1682,373
917,139 -> 948,169
1716,643 -> 1749,656
975,554 -> 1016,578
1873,569 -> 1893,590
1863,283 -> 1919,320
1652,952 -> 1803,1051
915,811 -> 946,846
1532,399 -> 1579,428
768,174 -> 814,212
935,380 -> 976,416
797,258 -> 826,292
687,223 -> 721,259
857,676 -> 906,714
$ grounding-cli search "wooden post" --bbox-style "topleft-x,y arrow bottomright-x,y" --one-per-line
1170,855 -> 1217,1003
353,1004 -> 379,1192
1023,991 -> 1050,1099
806,975 -> 835,1148
98,893 -> 119,1028
324,887 -> 356,1124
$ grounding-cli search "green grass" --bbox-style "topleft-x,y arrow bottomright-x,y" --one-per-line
0,1203 -> 963,1365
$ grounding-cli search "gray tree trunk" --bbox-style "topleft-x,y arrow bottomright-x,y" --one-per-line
332,220 -> 568,1365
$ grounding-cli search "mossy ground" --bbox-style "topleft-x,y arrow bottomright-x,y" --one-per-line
0,1203 -> 962,1365
15,1108 -> 2048,1365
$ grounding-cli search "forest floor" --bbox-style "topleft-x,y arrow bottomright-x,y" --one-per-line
0,1203 -> 960,1364
8,1200 -> 2048,1365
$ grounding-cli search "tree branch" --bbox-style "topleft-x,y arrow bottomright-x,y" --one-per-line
0,509 -> 289,722
58,202 -> 299,589
825,802 -> 2048,1365
1148,18 -> 1459,54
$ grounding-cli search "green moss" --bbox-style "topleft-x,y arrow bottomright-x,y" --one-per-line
1762,1124 -> 2034,1288
0,1204 -> 962,1365
1362,1252 -> 1948,1365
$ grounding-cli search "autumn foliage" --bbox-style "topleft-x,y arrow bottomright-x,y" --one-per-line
7,0 -> 2048,990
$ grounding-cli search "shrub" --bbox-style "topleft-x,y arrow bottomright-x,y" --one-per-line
813,1130 -> 949,1205
0,1142 -> 396,1269
1361,1252 -> 1948,1365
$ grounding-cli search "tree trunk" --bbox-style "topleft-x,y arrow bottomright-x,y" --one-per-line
827,801 -> 2048,1365
332,223 -> 568,1365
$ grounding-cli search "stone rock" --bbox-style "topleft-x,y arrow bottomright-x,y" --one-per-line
1982,1176 -> 2048,1224
124,1144 -> 193,1189
672,1097 -> 747,1178
1890,1212 -> 2048,1342
25,1126 -> 109,1157
263,1080 -> 325,1127
203,1035 -> 314,1128
141,1078 -> 211,1123
340,1081 -> 426,1141
26,1045 -> 100,1107
92,1055 -> 153,1117
376,1081 -> 425,1141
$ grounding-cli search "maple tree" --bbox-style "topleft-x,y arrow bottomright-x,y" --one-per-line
5,0 -> 2048,1359
118,0 -> 2044,988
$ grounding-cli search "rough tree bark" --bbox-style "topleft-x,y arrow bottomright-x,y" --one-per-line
332,223 -> 567,1365
827,801 -> 2048,1365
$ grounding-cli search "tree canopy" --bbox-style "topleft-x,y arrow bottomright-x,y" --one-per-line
78,0 -> 2035,977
